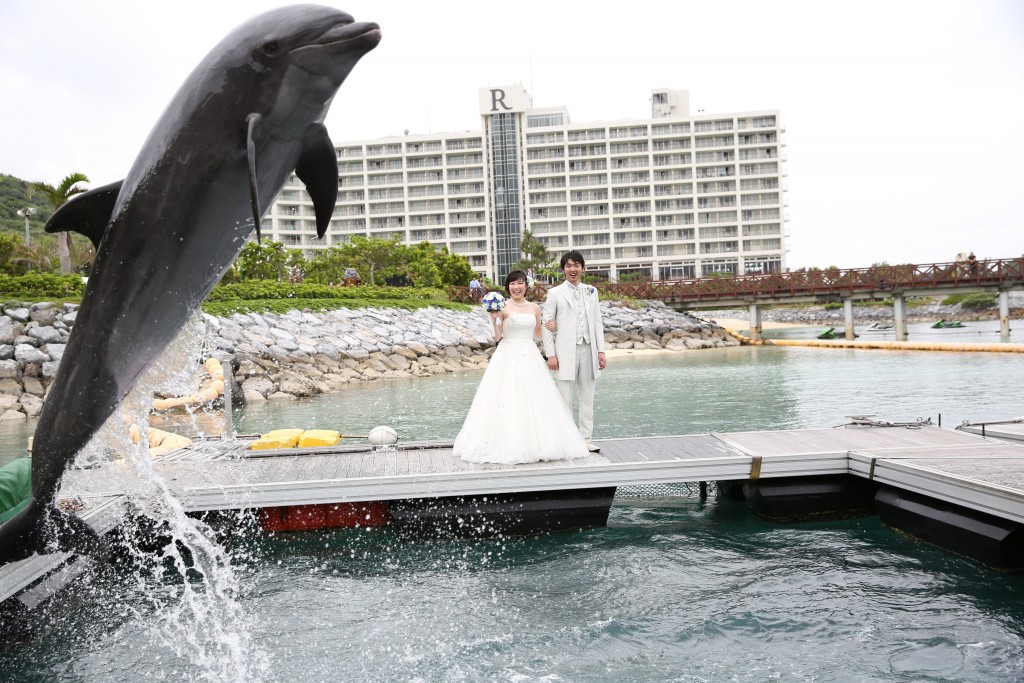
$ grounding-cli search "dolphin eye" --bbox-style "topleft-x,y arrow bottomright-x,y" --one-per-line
262,41 -> 279,56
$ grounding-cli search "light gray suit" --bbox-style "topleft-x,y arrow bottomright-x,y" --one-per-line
542,281 -> 605,440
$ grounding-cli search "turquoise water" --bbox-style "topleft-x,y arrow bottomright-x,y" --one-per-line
3,344 -> 1024,681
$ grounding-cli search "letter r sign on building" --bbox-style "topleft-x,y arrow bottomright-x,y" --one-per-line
478,85 -> 529,115
491,89 -> 512,112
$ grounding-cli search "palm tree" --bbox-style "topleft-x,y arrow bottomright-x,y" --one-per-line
28,172 -> 90,274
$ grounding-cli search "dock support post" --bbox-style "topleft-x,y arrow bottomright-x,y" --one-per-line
999,290 -> 1011,341
843,299 -> 855,340
748,303 -> 762,342
222,371 -> 234,437
893,294 -> 908,341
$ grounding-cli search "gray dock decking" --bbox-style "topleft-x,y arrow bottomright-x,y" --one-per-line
3,424 -> 1024,604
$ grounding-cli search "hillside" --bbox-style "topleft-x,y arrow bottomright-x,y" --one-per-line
0,173 -> 53,241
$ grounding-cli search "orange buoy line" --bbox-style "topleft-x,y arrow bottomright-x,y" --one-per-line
129,425 -> 194,457
120,358 -> 228,457
151,358 -> 226,411
724,329 -> 1024,353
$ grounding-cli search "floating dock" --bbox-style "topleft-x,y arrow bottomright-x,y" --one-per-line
957,420 -> 1024,444
3,423 -> 1024,633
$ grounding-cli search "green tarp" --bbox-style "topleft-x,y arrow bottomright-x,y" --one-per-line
0,458 -> 32,524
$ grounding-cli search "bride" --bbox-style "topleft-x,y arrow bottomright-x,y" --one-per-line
453,270 -> 590,464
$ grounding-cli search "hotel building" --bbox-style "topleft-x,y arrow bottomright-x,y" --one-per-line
265,86 -> 787,281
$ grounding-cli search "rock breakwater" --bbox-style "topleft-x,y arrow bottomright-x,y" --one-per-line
0,300 -> 734,416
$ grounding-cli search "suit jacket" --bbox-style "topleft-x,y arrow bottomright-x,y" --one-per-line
541,281 -> 605,381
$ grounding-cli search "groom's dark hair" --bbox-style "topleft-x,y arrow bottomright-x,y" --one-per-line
504,270 -> 528,296
560,250 -> 585,269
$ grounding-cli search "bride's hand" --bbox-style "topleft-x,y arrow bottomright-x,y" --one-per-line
543,320 -> 556,332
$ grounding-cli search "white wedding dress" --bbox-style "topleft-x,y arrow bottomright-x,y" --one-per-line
453,312 -> 590,464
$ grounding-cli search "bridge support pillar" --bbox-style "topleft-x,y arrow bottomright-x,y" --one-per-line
999,290 -> 1011,341
893,295 -> 908,341
843,299 -> 856,340
748,304 -> 762,341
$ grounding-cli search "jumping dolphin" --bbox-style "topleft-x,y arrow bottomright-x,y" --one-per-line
0,5 -> 380,565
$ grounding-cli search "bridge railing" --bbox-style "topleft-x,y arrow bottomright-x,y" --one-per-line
448,257 -> 1024,305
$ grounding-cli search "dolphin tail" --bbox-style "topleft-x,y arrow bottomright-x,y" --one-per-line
0,497 -> 109,566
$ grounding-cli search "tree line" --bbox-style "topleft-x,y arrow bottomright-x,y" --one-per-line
225,235 -> 475,288
3,172 -> 477,288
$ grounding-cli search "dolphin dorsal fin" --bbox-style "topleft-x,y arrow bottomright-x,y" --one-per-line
44,180 -> 123,249
246,113 -> 264,241
294,123 -> 339,239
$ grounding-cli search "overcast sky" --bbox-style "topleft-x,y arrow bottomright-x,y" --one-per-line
2,0 -> 1022,269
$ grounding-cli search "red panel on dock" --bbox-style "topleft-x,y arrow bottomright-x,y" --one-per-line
258,502 -> 391,532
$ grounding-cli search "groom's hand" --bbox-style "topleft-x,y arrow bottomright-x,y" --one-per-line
598,352 -> 607,370
547,356 -> 559,371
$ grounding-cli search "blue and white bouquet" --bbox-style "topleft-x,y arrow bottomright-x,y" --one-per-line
481,291 -> 506,312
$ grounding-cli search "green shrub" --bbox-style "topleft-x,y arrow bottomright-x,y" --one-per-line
958,293 -> 997,311
202,297 -> 469,316
207,280 -> 445,303
0,273 -> 85,300
823,302 -> 843,310
941,293 -> 967,306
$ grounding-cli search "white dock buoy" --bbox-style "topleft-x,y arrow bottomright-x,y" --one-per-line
368,425 -> 398,446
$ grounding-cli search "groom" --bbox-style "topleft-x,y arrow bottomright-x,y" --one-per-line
542,250 -> 606,453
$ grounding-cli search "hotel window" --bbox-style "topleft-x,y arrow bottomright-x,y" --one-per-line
527,113 -> 564,128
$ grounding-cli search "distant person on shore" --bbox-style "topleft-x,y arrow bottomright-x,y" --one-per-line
469,275 -> 483,303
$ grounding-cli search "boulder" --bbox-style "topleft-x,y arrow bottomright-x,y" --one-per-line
22,377 -> 45,396
28,327 -> 63,345
19,394 -> 43,418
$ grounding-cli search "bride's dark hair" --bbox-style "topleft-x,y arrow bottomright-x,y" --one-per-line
504,270 -> 528,297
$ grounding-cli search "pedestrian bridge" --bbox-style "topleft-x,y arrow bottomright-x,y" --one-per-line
450,257 -> 1024,341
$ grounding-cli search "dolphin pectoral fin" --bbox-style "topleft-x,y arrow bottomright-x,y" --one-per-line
246,113 -> 264,241
295,123 -> 339,239
0,498 -> 109,566
44,180 -> 123,249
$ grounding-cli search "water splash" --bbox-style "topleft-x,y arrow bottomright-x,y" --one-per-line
75,311 -> 269,681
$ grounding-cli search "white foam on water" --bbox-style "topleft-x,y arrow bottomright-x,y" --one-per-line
77,312 -> 269,682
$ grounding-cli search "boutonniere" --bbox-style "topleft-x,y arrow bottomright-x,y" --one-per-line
586,285 -> 596,296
